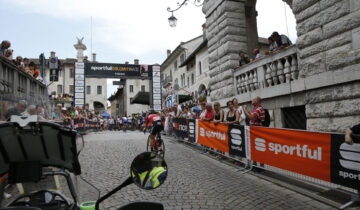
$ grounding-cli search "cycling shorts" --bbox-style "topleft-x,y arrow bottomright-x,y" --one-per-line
151,120 -> 164,135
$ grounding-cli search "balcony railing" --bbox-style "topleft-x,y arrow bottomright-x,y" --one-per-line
234,46 -> 299,97
161,75 -> 173,88
0,56 -> 47,104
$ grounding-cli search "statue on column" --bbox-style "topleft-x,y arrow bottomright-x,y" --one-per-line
74,37 -> 87,62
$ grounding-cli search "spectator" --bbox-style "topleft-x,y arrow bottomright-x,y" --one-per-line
50,104 -> 62,120
5,100 -> 27,120
272,31 -> 292,49
232,98 -> 246,126
4,49 -> 13,60
0,40 -> 11,56
190,103 -> 202,119
253,48 -> 263,60
268,36 -> 279,53
224,101 -> 239,125
213,102 -> 224,124
13,56 -> 24,70
242,96 -> 265,126
238,51 -> 250,67
199,102 -> 207,119
201,102 -> 215,121
243,96 -> 266,171
33,70 -> 39,79
345,123 -> 360,145
28,105 -> 37,115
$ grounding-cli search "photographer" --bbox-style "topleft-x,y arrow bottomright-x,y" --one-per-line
345,123 -> 360,145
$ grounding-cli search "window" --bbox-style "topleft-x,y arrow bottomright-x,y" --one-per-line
175,78 -> 178,86
86,85 -> 91,94
130,97 -> 133,102
187,77 -> 190,87
69,68 -> 74,78
282,106 -> 306,130
191,73 -> 195,85
57,85 -> 63,94
130,85 -> 134,93
170,70 -> 172,78
59,69 -> 62,78
199,61 -> 202,75
69,85 -> 74,93
174,61 -> 178,70
141,85 -> 145,92
180,54 -> 185,63
97,86 -> 102,95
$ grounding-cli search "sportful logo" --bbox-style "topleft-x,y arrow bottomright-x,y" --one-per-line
254,138 -> 322,161
338,143 -> 360,180
200,127 -> 226,141
229,128 -> 242,146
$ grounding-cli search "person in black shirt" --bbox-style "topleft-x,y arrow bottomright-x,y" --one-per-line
345,123 -> 360,145
238,52 -> 250,67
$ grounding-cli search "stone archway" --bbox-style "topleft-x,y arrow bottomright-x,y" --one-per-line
198,84 -> 207,97
93,101 -> 105,113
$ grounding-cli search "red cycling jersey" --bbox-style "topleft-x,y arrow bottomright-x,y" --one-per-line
146,114 -> 161,124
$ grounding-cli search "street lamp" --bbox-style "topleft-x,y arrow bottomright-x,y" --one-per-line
167,0 -> 204,27
168,12 -> 177,27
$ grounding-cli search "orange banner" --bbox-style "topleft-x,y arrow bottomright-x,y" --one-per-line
197,121 -> 229,153
250,127 -> 331,182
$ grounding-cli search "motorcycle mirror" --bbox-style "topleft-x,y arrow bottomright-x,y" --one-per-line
130,152 -> 167,190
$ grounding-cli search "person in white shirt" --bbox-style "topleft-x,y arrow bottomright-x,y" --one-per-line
233,98 -> 246,126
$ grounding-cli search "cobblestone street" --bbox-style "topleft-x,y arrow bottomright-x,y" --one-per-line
73,131 -> 336,210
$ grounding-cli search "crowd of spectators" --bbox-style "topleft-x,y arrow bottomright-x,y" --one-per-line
0,40 -> 42,81
237,31 -> 292,67
160,95 -> 266,135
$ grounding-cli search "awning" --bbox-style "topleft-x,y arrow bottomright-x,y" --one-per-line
131,91 -> 150,105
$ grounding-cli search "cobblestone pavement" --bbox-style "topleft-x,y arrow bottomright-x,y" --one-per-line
3,131 -> 337,209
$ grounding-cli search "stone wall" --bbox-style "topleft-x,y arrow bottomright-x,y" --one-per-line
203,0 -> 360,132
204,0 -> 248,101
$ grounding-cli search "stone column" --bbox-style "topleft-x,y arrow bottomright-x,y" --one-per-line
203,0 -> 250,101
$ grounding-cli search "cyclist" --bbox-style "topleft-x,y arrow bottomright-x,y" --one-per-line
122,115 -> 128,130
144,109 -> 164,152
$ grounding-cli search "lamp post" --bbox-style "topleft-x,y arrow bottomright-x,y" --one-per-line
167,0 -> 204,27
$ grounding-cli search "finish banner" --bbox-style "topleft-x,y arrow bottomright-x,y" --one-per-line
197,121 -> 229,153
85,63 -> 151,78
250,127 -> 331,182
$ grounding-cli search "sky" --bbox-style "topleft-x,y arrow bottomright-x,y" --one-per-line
0,0 -> 297,99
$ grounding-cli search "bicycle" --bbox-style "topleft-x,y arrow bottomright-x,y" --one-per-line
146,132 -> 165,158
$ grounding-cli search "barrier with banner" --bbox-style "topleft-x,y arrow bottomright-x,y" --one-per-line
61,119 -> 100,132
171,119 -> 360,190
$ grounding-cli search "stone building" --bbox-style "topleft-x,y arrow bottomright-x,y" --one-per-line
161,35 -> 205,106
202,0 -> 360,132
33,52 -> 108,113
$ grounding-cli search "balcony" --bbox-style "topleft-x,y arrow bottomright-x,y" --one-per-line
0,56 -> 47,103
234,46 -> 301,101
161,75 -> 172,88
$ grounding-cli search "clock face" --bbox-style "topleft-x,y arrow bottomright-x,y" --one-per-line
50,57 -> 57,63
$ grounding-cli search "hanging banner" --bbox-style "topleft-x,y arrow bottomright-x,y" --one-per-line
188,119 -> 196,142
250,127 -> 331,182
197,121 -> 229,153
228,124 -> 246,157
330,134 -> 360,189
